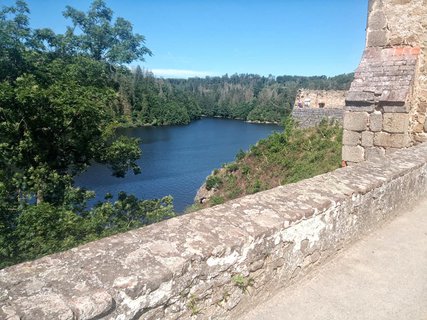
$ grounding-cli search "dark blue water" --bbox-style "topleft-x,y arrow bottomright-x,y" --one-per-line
75,118 -> 282,212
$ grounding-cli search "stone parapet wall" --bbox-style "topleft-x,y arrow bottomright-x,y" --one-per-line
291,108 -> 343,128
2,142 -> 427,320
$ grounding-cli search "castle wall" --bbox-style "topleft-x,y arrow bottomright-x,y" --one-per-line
291,108 -> 343,128
343,0 -> 427,164
294,89 -> 346,109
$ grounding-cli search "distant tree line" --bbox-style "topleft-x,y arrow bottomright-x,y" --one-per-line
116,72 -> 354,126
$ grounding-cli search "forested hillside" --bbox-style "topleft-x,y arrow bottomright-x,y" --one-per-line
117,72 -> 354,126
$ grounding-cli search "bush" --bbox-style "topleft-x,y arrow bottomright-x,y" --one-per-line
206,175 -> 223,190
226,163 -> 239,173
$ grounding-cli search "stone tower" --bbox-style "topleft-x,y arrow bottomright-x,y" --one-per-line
342,0 -> 427,164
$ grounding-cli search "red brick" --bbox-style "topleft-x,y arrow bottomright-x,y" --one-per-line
394,47 -> 405,56
403,47 -> 412,55
411,47 -> 421,55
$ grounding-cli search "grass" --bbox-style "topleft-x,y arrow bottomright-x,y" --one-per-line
197,118 -> 343,208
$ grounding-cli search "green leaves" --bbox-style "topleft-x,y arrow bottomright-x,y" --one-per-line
101,136 -> 142,177
63,0 -> 152,64
0,1 -> 176,269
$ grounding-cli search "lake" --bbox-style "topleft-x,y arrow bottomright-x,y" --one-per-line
75,118 -> 282,212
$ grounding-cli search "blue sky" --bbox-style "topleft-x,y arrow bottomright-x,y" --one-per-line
4,0 -> 368,78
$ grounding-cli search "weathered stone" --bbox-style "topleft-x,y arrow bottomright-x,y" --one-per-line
361,131 -> 374,147
2,142 -> 427,319
414,133 -> 427,142
374,132 -> 410,148
343,130 -> 361,146
383,113 -> 409,133
379,89 -> 408,105
370,112 -> 383,131
413,122 -> 424,133
367,30 -> 388,47
291,108 -> 343,128
383,105 -> 410,113
346,91 -> 375,106
369,10 -> 387,30
365,147 -> 386,161
70,291 -> 115,320
345,105 -> 375,112
342,145 -> 365,162
392,0 -> 410,4
11,294 -> 74,320
343,112 -> 369,131
294,89 -> 346,109
385,147 -> 400,155
424,118 -> 427,132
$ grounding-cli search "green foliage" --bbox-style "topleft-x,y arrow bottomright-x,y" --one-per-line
0,1 -> 176,269
210,196 -> 225,205
62,0 -> 152,64
205,175 -> 223,190
232,274 -> 254,293
0,194 -> 174,269
187,294 -> 201,316
200,120 -> 343,208
225,163 -> 239,173
235,149 -> 246,161
169,73 -> 353,123
250,179 -> 262,194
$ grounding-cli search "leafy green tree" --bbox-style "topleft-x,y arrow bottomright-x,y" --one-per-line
63,0 -> 152,64
0,1 -> 176,269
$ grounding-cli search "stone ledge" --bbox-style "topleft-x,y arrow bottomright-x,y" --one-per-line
1,143 -> 427,320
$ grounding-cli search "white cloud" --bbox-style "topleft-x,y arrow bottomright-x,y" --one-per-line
150,69 -> 216,79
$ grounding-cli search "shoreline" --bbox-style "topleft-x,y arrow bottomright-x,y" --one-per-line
116,116 -> 283,129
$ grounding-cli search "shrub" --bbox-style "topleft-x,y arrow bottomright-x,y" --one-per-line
206,175 -> 223,190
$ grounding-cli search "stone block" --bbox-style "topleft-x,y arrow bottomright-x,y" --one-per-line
414,133 -> 427,142
379,89 -> 408,104
374,132 -> 410,148
345,105 -> 375,112
414,123 -> 424,133
365,147 -> 385,161
361,131 -> 374,147
343,112 -> 369,131
342,145 -> 365,163
383,113 -> 409,133
424,118 -> 427,132
419,102 -> 427,113
367,30 -> 387,47
369,11 -> 387,30
383,105 -> 410,113
343,130 -> 361,146
385,148 -> 400,155
346,91 -> 375,105
392,0 -> 411,4
370,112 -> 383,132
